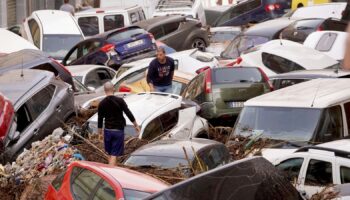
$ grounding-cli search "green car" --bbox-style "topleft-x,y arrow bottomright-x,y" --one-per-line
181,67 -> 272,120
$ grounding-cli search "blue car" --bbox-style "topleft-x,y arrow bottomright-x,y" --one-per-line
213,0 -> 291,27
62,26 -> 157,69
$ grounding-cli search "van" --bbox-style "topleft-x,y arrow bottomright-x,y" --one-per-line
291,0 -> 348,10
75,5 -> 146,37
152,0 -> 207,25
96,0 -> 159,18
233,78 -> 350,149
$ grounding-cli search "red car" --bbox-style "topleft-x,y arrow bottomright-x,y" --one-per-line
0,93 -> 14,151
45,161 -> 169,200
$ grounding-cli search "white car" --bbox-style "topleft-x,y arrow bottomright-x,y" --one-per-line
97,0 -> 159,18
153,0 -> 207,25
87,93 -> 209,140
0,29 -> 38,54
236,39 -> 339,76
22,10 -> 84,61
206,26 -> 241,57
75,5 -> 146,37
67,65 -> 116,90
304,31 -> 347,61
271,140 -> 350,199
287,2 -> 347,20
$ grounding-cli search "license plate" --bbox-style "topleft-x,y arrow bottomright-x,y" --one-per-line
126,40 -> 144,48
229,102 -> 244,108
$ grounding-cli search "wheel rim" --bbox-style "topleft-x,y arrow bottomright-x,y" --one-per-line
192,39 -> 206,51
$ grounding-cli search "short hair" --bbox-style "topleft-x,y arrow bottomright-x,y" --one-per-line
104,81 -> 114,93
64,0 -> 69,3
156,47 -> 166,54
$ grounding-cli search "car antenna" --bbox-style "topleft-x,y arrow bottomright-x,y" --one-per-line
334,63 -> 340,74
311,81 -> 322,108
20,56 -> 24,77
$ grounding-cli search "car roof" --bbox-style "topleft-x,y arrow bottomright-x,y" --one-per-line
75,161 -> 168,193
130,138 -> 222,159
75,5 -> 140,15
135,15 -> 186,30
245,78 -> 350,108
244,17 -> 294,38
0,29 -> 38,54
270,69 -> 350,80
317,139 -> 350,152
210,26 -> 241,33
32,10 -> 82,35
256,40 -> 338,69
0,69 -> 53,105
67,65 -> 113,77
92,25 -> 141,39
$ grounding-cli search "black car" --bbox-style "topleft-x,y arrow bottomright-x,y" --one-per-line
0,49 -> 74,89
281,18 -> 348,43
213,0 -> 291,27
62,26 -> 157,69
0,69 -> 75,163
135,16 -> 209,51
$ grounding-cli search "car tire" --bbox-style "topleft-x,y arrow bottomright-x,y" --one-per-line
191,38 -> 206,51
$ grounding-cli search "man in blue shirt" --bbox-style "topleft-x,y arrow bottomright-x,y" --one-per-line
147,48 -> 175,93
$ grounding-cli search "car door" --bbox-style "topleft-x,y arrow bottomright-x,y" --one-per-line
63,39 -> 104,66
299,157 -> 336,199
158,21 -> 182,50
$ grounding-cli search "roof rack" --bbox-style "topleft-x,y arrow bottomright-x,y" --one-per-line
296,146 -> 350,159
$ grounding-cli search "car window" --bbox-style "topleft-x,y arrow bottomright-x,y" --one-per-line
143,117 -> 163,140
107,69 -> 116,78
78,17 -> 99,36
272,79 -> 309,90
199,146 -> 230,170
182,73 -> 205,101
81,40 -> 103,57
315,106 -> 343,143
262,52 -> 305,74
150,26 -> 165,39
305,159 -> 333,186
85,71 -> 101,89
213,68 -> 263,84
66,47 -> 79,65
276,158 -> 304,182
315,33 -> 338,52
107,28 -> 146,42
96,69 -> 113,84
159,109 -> 179,132
16,104 -> 32,133
27,85 -> 55,120
93,180 -> 116,200
163,22 -> 180,35
216,0 -> 261,25
28,19 -> 41,48
114,68 -> 148,89
33,63 -> 59,76
138,10 -> 146,20
172,80 -> 186,95
104,15 -> 125,32
340,166 -> 350,184
129,12 -> 140,24
71,167 -> 102,200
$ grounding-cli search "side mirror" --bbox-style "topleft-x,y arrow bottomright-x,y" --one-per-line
9,131 -> 20,142
174,59 -> 179,70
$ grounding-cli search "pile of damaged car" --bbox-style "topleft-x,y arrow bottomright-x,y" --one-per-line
0,0 -> 350,199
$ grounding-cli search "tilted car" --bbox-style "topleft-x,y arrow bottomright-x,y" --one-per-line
0,93 -> 14,152
86,93 -> 209,140
0,29 -> 38,54
0,69 -> 75,163
182,67 -> 271,120
124,138 -> 231,175
62,26 -> 157,69
136,16 -> 209,51
45,161 -> 169,200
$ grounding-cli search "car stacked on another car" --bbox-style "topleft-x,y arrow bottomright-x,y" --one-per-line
136,15 -> 209,51
0,29 -> 38,54
0,69 -> 75,163
62,26 -> 157,69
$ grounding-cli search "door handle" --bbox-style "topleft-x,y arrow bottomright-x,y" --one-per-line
33,128 -> 39,135
56,105 -> 62,113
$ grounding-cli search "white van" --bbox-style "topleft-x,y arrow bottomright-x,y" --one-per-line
22,10 -> 84,61
97,0 -> 159,19
152,0 -> 207,26
75,5 -> 146,37
233,78 -> 350,160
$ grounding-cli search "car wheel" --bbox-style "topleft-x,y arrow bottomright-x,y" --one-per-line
191,38 -> 206,51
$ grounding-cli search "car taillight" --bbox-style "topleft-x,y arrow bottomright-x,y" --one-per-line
236,57 -> 243,65
265,4 -> 281,12
51,58 -> 72,76
149,33 -> 156,43
258,67 -> 273,91
119,85 -> 131,93
195,66 -> 211,74
100,44 -> 115,53
317,26 -> 323,31
205,69 -> 212,94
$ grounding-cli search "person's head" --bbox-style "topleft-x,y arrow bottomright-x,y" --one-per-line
104,81 -> 115,95
156,47 -> 166,63
64,0 -> 69,3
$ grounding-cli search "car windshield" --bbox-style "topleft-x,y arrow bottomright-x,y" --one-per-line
124,155 -> 189,169
107,28 -> 147,43
210,31 -> 239,43
213,68 -> 263,84
123,189 -> 152,200
43,34 -> 82,60
221,35 -> 269,59
234,106 -> 322,142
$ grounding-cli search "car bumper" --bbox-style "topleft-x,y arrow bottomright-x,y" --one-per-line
200,102 -> 243,119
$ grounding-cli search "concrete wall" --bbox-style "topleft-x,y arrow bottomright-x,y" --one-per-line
0,1 -> 7,27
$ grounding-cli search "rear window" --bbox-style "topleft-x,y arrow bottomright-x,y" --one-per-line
78,17 -> 99,36
315,33 -> 338,52
107,28 -> 147,43
104,15 -> 124,32
262,52 -> 304,74
213,68 -> 263,84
